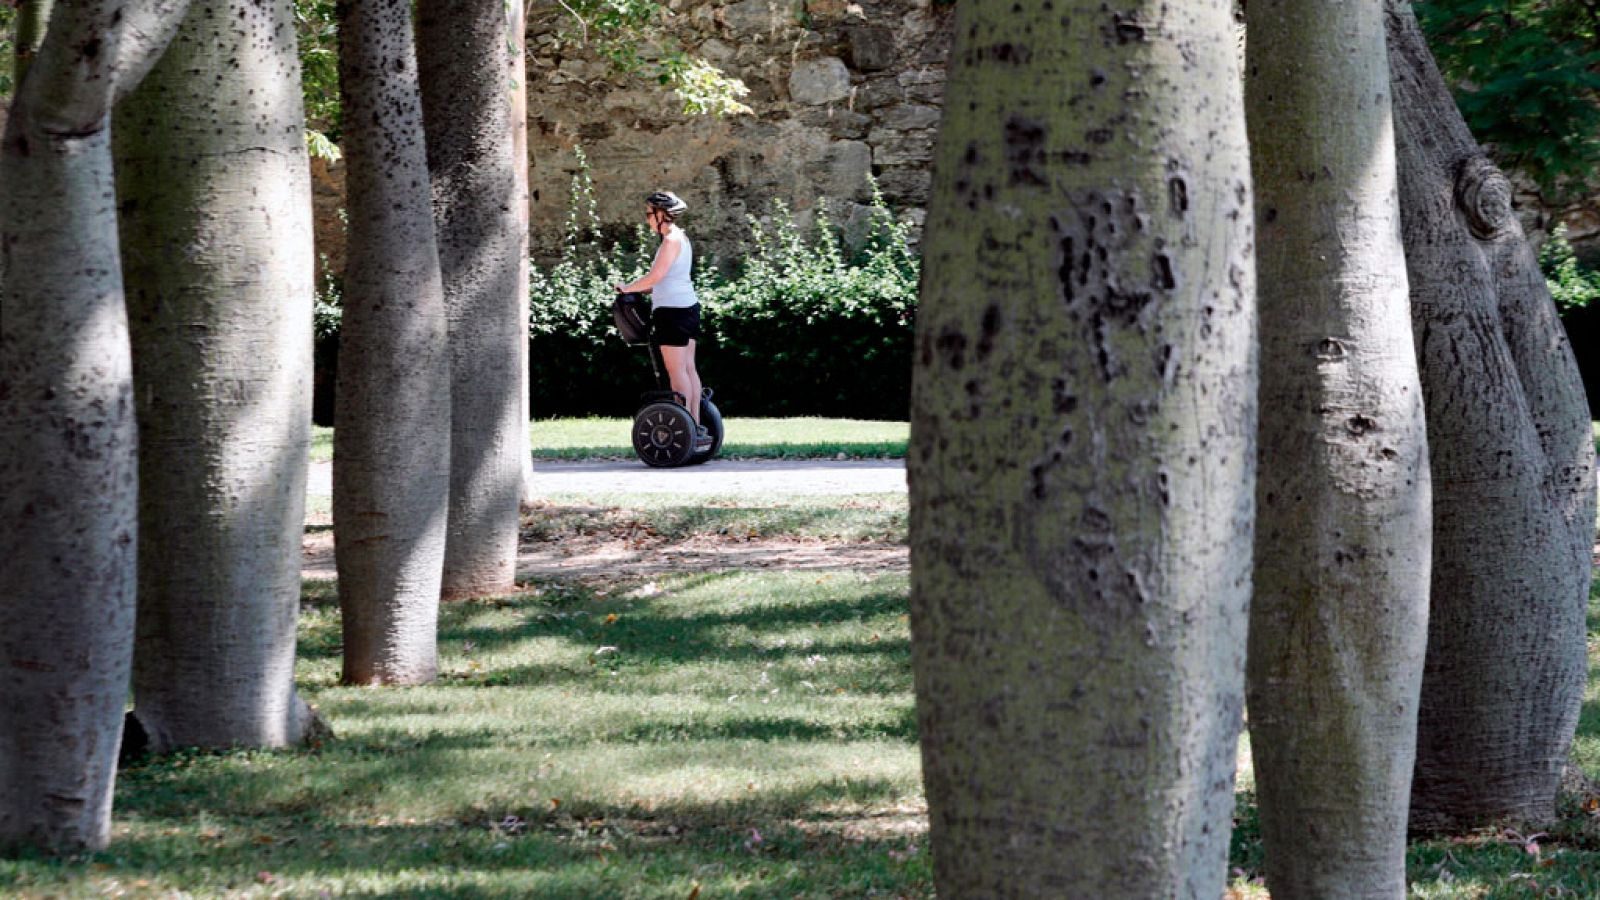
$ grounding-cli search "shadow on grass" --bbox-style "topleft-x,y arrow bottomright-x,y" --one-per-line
84,569 -> 923,897
611,708 -> 919,744
608,504 -> 904,542
117,749 -> 916,834
300,572 -> 909,670
3,809 -> 931,898
519,500 -> 908,546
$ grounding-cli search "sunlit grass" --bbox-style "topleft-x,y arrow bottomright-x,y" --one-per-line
528,417 -> 909,460
0,572 -> 926,898
522,492 -> 908,544
15,473 -> 1600,896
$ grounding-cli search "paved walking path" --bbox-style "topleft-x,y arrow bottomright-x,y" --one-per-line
306,458 -> 907,497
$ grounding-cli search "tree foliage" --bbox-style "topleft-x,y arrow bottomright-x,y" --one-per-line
278,0 -> 751,152
296,0 -> 340,157
1417,0 -> 1600,197
0,1 -> 341,158
0,2 -> 14,99
540,0 -> 750,115
0,0 -> 746,156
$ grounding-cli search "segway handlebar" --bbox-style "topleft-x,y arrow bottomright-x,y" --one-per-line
613,291 -> 652,346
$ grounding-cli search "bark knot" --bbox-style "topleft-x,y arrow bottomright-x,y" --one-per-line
1313,338 -> 1348,361
1455,156 -> 1515,241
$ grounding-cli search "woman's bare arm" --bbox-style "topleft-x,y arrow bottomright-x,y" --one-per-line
618,235 -> 681,293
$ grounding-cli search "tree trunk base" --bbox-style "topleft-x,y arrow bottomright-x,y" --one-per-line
340,665 -> 438,687
440,579 -> 520,603
119,699 -> 333,763
1405,764 -> 1599,835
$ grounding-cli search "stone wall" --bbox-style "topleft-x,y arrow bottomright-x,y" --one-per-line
523,0 -> 955,262
1511,172 -> 1600,264
18,3 -> 1593,278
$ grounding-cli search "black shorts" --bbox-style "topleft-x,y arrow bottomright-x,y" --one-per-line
651,304 -> 701,347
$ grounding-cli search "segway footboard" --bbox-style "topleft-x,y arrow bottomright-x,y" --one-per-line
688,389 -> 724,465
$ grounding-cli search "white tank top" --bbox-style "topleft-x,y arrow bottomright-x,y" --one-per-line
651,232 -> 698,309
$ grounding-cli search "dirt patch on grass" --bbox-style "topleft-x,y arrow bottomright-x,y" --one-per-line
302,516 -> 908,582
784,803 -> 929,842
513,531 -> 907,581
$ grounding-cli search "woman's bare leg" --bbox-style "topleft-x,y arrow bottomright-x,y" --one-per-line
659,344 -> 699,424
685,339 -> 703,424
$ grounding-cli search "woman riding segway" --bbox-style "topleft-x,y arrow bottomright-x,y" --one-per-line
616,191 -> 713,456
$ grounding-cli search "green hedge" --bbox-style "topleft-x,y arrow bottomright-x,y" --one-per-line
311,158 -> 918,423
527,162 -> 919,420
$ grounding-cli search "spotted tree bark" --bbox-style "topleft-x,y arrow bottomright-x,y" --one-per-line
114,0 -> 317,750
1386,0 -> 1597,831
0,0 -> 191,852
418,0 -> 527,599
907,1 -> 1256,894
333,0 -> 452,684
1245,1 -> 1430,893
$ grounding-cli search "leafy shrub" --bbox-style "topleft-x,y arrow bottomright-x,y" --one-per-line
696,195 -> 918,420
0,6 -> 14,101
524,149 -> 661,416
527,150 -> 919,419
1540,224 -> 1600,313
311,150 -> 919,422
313,255 -> 344,340
1417,0 -> 1600,198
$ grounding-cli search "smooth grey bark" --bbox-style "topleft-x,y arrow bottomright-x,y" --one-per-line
1386,0 -> 1597,831
333,0 -> 452,684
418,0 -> 527,599
1246,1 -> 1430,894
511,0 -> 537,508
0,0 -> 191,853
114,0 -> 316,751
907,1 -> 1256,894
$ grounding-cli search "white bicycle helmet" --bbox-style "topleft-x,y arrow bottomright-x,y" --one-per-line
645,191 -> 688,218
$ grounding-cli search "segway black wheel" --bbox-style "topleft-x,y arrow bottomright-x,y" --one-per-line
688,392 -> 724,465
633,402 -> 697,468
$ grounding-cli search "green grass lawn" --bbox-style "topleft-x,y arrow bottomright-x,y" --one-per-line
524,492 -> 909,544
9,479 -> 1600,895
309,418 -> 909,463
1,571 -> 925,898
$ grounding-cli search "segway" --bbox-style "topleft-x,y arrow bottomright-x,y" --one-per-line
614,292 -> 724,468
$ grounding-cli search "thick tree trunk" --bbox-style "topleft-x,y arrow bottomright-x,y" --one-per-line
0,0 -> 191,852
907,1 -> 1256,894
1386,0 -> 1597,831
1246,1 -> 1430,893
511,0 -> 537,508
333,0 -> 452,685
418,0 -> 527,599
114,0 -> 316,750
